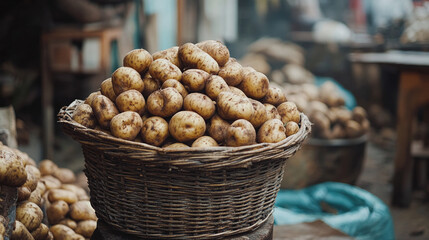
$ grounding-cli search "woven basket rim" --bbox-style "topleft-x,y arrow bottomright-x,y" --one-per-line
58,99 -> 312,169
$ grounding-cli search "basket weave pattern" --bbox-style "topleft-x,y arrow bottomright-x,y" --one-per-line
58,100 -> 311,239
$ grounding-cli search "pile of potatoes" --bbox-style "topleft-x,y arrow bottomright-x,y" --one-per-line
73,40 -> 302,148
285,81 -> 369,139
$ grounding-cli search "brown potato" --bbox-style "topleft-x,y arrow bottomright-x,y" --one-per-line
48,189 -> 78,204
196,40 -> 230,66
84,91 -> 101,106
11,220 -> 33,240
111,67 -> 144,95
310,111 -> 330,134
141,117 -> 169,147
181,69 -> 210,92
217,91 -> 254,121
332,107 -> 352,125
115,89 -> 146,115
50,224 -> 85,240
110,111 -> 143,140
152,46 -> 182,69
61,184 -> 88,201
58,219 -> 77,230
18,186 -> 31,202
192,136 -> 219,148
240,66 -> 257,77
257,119 -> 286,143
238,71 -> 269,99
229,86 -> 247,97
331,124 -> 346,139
69,201 -> 97,221
277,102 -> 300,124
74,220 -> 97,238
178,43 -> 219,74
225,119 -> 256,147
91,95 -> 119,129
285,121 -> 300,137
123,48 -> 153,74
169,111 -> 206,142
162,79 -> 188,98
72,103 -> 97,129
183,93 -> 215,120
40,175 -> 61,190
16,201 -> 43,231
100,78 -> 116,102
264,103 -> 281,121
218,61 -> 243,86
361,119 -> 370,133
249,99 -> 268,128
262,86 -> 287,106
142,73 -> 161,98
147,87 -> 183,117
31,223 -> 49,240
205,75 -> 230,100
0,146 -> 27,187
28,188 -> 43,207
164,143 -> 190,149
345,120 -> 363,138
352,106 -> 367,124
23,165 -> 39,192
149,59 -> 182,83
38,159 -> 58,176
207,114 -> 230,143
53,168 -> 76,184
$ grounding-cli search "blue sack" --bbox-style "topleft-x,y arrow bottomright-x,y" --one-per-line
274,182 -> 394,240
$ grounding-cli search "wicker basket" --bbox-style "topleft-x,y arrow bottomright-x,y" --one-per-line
58,100 -> 311,239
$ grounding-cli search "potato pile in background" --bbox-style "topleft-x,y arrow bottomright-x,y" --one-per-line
285,81 -> 369,139
73,40 -> 302,148
0,143 -> 96,240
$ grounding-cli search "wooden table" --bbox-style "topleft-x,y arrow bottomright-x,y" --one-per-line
349,51 -> 429,207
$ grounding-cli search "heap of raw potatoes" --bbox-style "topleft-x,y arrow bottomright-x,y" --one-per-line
73,41 -> 302,148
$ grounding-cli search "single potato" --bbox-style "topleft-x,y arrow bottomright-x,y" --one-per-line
192,136 -> 219,148
149,58 -> 182,83
75,220 -> 97,238
352,106 -> 367,124
264,103 -> 281,121
277,102 -> 300,124
52,168 -> 76,184
181,69 -> 210,92
16,201 -> 43,231
111,66 -> 144,95
218,61 -> 243,86
345,120 -> 363,138
0,147 -> 27,187
152,46 -> 182,69
229,86 -> 247,97
69,201 -> 97,221
164,143 -> 190,149
31,223 -> 49,240
205,75 -> 230,100
169,111 -> 206,142
162,79 -> 188,98
147,87 -> 183,117
100,78 -> 116,102
196,40 -> 230,66
207,114 -> 230,143
115,89 -> 146,115
142,73 -> 161,98
123,48 -> 153,74
141,117 -> 169,147
249,99 -> 268,128
40,175 -> 61,190
48,189 -> 78,204
50,224 -> 85,240
60,184 -> 89,201
183,93 -> 215,120
262,86 -> 287,106
38,159 -> 58,176
217,91 -> 254,121
225,119 -> 256,147
238,71 -> 269,99
58,219 -> 77,231
257,119 -> 286,143
11,220 -> 33,240
178,43 -> 219,74
91,95 -> 119,129
72,103 -> 97,129
84,91 -> 101,106
285,121 -> 300,137
110,111 -> 143,141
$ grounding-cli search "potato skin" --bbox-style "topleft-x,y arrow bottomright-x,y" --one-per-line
100,78 -> 117,102
50,224 -> 85,240
162,79 -> 188,98
249,99 -> 268,128
229,86 -> 247,97
152,46 -> 182,69
18,186 -> 31,202
40,175 -> 61,190
205,75 -> 230,100
257,119 -> 286,143
181,69 -> 210,92
183,93 -> 215,120
31,223 -> 49,240
142,73 -> 161,98
123,48 -> 153,74
179,43 -> 219,74
39,159 -> 58,176
91,95 -> 119,129
147,87 -> 183,117
169,111 -> 206,142
218,61 -> 243,86
192,136 -> 218,148
149,59 -> 182,83
141,117 -> 169,147
238,71 -> 269,99
69,201 -> 97,221
53,168 -> 76,184
207,114 -> 230,143
58,219 -> 77,230
0,146 -> 27,187
115,89 -> 146,115
16,201 -> 43,231
110,111 -> 143,140
264,104 -> 281,121
11,220 -> 34,240
216,91 -> 254,121
262,86 -> 287,106
164,143 -> 190,149
48,189 -> 78,204
286,121 -> 300,137
72,103 -> 97,129
60,184 -> 89,201
111,66 -> 144,95
84,91 -> 101,106
74,220 -> 97,238
196,40 -> 230,66
277,102 -> 300,124
225,119 -> 256,147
